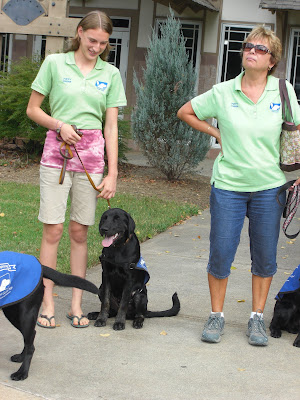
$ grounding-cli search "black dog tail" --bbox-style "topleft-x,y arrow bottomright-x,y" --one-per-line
42,265 -> 98,295
145,292 -> 180,318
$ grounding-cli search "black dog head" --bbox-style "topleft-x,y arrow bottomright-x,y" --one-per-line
99,208 -> 135,248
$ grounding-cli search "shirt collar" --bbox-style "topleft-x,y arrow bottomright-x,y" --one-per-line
234,71 -> 278,92
66,51 -> 105,70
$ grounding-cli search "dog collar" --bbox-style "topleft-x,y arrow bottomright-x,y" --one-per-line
112,234 -> 133,248
100,254 -> 150,284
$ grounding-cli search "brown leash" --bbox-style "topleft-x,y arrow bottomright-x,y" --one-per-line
56,125 -> 111,208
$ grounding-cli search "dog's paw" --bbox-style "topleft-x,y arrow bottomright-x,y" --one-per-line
113,322 -> 125,330
87,312 -> 99,320
11,353 -> 24,363
293,335 -> 300,347
11,369 -> 28,381
133,317 -> 144,329
269,328 -> 282,338
94,319 -> 107,327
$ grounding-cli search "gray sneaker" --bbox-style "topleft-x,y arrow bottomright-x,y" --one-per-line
247,313 -> 268,346
201,313 -> 225,343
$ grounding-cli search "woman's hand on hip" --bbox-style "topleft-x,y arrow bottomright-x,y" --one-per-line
293,177 -> 300,186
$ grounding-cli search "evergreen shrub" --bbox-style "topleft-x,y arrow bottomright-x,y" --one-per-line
132,11 -> 210,180
0,56 -> 130,160
0,56 -> 49,153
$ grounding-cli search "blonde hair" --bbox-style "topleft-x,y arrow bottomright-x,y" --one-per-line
243,25 -> 282,75
66,10 -> 113,61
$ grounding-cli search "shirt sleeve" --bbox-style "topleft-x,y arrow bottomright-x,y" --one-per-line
31,55 -> 53,96
190,88 -> 217,121
106,69 -> 127,108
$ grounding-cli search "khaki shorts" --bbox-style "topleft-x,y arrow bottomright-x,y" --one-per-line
39,165 -> 103,226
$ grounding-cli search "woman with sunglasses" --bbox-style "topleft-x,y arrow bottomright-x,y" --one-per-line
177,26 -> 300,346
26,11 -> 126,328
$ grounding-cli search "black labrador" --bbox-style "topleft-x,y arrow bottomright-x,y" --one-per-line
87,208 -> 180,330
1,252 -> 98,380
269,288 -> 300,347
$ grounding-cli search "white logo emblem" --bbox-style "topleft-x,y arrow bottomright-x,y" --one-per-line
270,103 -> 280,112
95,81 -> 108,91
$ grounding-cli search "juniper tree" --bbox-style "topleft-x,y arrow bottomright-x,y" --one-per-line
132,11 -> 210,180
0,57 -> 129,159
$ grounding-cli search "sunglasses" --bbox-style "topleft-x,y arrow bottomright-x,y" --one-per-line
242,42 -> 273,56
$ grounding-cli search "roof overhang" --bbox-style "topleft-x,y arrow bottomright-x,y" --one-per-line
155,0 -> 220,14
259,1 -> 300,11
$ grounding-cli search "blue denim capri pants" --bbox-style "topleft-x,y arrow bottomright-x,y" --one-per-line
207,185 -> 286,279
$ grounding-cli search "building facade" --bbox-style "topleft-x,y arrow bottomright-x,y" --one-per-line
1,0 -> 299,151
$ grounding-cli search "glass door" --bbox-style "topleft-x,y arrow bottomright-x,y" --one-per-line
287,28 -> 300,104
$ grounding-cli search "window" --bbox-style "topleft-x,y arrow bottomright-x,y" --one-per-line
287,29 -> 300,104
1,34 -> 12,72
108,37 -> 122,69
156,19 -> 202,90
32,35 -> 46,60
218,25 -> 253,83
181,23 -> 201,69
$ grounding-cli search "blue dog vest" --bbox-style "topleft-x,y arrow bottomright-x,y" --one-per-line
0,251 -> 42,308
276,264 -> 300,300
136,256 -> 150,284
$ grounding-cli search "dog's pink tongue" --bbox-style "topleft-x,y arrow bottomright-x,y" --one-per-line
102,236 -> 114,247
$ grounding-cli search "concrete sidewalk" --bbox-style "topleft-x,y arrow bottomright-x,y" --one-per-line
1,156 -> 299,400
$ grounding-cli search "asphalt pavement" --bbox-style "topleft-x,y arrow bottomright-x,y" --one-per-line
0,153 -> 299,400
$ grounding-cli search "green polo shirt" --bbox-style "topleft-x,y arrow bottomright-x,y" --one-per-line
31,52 -> 127,129
191,72 -> 300,192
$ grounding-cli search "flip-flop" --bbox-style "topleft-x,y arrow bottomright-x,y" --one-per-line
66,314 -> 89,328
37,314 -> 56,329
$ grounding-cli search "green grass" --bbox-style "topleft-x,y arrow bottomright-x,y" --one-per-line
0,181 -> 199,273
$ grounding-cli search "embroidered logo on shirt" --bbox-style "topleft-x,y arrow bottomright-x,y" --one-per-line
95,81 -> 108,91
63,77 -> 72,83
231,102 -> 239,108
270,103 -> 281,112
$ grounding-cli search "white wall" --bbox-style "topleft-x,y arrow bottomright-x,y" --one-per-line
222,0 -> 275,23
203,11 -> 219,53
137,0 -> 154,48
70,0 -> 139,9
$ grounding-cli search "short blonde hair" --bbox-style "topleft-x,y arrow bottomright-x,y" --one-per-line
243,25 -> 282,75
66,10 -> 113,61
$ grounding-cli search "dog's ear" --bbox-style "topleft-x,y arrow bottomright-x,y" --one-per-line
127,213 -> 135,235
99,211 -> 107,231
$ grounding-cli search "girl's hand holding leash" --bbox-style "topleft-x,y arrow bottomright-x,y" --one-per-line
59,123 -> 82,145
97,175 -> 117,200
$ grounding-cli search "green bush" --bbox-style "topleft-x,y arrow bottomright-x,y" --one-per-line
132,11 -> 210,180
0,56 -> 130,160
0,56 -> 50,150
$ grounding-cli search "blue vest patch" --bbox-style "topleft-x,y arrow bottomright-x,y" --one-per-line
0,251 -> 42,308
275,264 -> 300,300
135,256 -> 150,284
